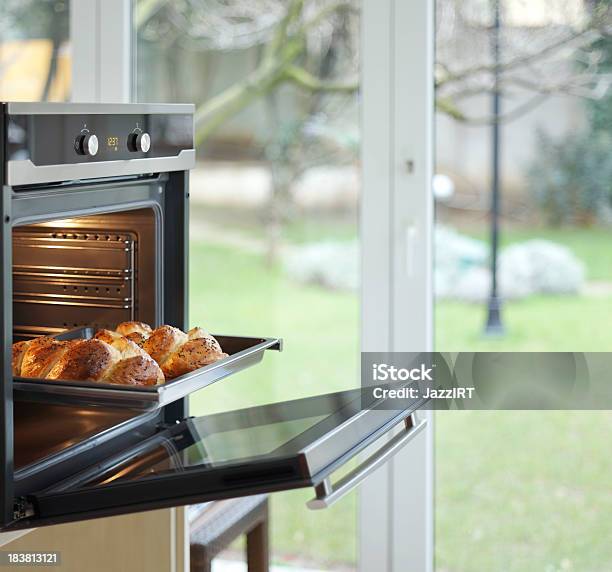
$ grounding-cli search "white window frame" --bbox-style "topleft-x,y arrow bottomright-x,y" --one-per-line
71,0 -> 132,102
359,1 -> 434,571
72,1 -> 434,570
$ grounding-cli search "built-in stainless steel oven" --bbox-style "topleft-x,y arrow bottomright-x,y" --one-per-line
0,102 -> 425,531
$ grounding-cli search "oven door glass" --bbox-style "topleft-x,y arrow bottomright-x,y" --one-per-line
24,388 -> 425,526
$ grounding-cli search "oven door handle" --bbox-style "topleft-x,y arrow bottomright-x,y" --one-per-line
306,413 -> 427,510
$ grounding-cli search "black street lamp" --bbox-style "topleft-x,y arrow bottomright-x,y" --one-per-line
484,0 -> 505,336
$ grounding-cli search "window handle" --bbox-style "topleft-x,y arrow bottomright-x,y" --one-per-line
405,223 -> 418,277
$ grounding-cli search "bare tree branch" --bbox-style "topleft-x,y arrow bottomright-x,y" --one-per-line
438,28 -> 598,87
141,0 -> 611,132
459,93 -> 549,125
435,0 -> 612,124
135,0 -> 167,29
285,65 -> 358,92
303,0 -> 355,31
435,97 -> 466,120
263,0 -> 304,62
190,0 -> 360,143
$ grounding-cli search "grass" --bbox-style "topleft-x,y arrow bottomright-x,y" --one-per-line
190,203 -> 358,245
461,225 -> 612,281
434,223 -> 612,571
186,220 -> 612,571
435,410 -> 612,572
188,242 -> 359,569
436,295 -> 612,352
193,205 -> 612,281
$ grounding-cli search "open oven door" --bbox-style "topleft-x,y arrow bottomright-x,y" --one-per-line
15,389 -> 426,528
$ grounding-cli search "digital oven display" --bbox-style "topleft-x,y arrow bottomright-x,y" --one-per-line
107,136 -> 119,150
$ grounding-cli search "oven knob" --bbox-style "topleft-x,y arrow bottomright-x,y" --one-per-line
74,133 -> 98,156
127,132 -> 151,153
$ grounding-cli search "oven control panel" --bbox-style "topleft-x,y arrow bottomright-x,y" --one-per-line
6,112 -> 193,166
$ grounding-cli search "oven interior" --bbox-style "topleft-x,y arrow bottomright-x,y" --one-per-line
13,207 -> 159,341
12,207 -> 164,490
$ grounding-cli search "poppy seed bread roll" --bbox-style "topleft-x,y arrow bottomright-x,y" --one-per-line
142,325 -> 188,366
14,337 -> 77,378
116,321 -> 153,346
12,334 -> 165,386
114,322 -> 227,379
94,329 -> 165,385
46,338 -> 120,382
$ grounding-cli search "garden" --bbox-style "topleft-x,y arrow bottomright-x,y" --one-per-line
187,206 -> 612,571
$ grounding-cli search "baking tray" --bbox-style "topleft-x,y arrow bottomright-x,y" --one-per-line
13,326 -> 282,410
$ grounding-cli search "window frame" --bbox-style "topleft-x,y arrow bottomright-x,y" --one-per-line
359,1 -> 434,571
71,0 -> 132,103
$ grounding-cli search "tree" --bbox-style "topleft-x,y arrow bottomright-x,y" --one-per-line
136,0 -> 611,256
435,0 -> 611,123
584,0 -> 612,131
138,0 -> 359,262
137,0 -> 359,144
526,0 -> 612,227
138,0 -> 611,134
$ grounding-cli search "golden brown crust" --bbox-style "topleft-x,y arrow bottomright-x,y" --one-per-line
12,340 -> 30,376
124,331 -> 148,346
14,330 -> 165,386
110,322 -> 227,380
142,325 -> 187,366
162,337 -> 227,379
187,327 -> 223,353
47,339 -> 120,382
108,355 -> 163,386
95,329 -> 164,385
187,327 -> 207,339
116,321 -> 153,338
94,329 -> 142,358
20,337 -> 74,379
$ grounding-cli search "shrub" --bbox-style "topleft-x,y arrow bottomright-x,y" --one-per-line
527,130 -> 612,226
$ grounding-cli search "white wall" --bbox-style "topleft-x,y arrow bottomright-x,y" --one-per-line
436,92 -> 586,194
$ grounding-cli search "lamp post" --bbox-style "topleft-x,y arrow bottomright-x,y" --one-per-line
484,0 -> 505,336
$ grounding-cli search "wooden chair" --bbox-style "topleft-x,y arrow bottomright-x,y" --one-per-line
189,495 -> 269,572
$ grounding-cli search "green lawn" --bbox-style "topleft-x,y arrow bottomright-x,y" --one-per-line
188,242 -> 359,569
462,225 -> 612,281
187,223 -> 612,571
190,203 -> 358,245
436,225 -> 612,570
436,295 -> 612,352
435,410 -> 612,572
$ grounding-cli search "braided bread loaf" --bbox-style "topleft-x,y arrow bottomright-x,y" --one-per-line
115,322 -> 227,379
12,332 -> 164,386
116,321 -> 152,346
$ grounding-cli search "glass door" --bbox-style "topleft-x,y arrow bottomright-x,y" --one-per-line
134,1 -> 363,569
23,389 -> 424,527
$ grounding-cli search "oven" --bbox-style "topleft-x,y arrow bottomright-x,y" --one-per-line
0,102 -> 426,531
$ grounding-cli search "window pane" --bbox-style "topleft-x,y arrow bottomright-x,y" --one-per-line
0,0 -> 70,101
435,0 -> 612,569
135,1 -> 361,569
